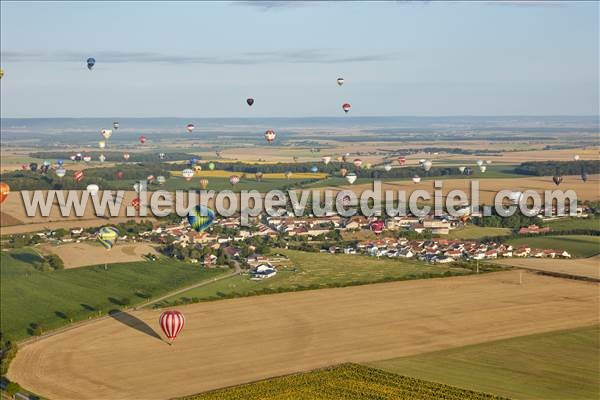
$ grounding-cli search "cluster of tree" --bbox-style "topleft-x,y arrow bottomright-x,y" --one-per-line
40,254 -> 64,271
383,147 -> 501,156
0,164 -> 172,191
83,220 -> 153,236
0,333 -> 18,376
169,161 -> 471,179
159,242 -> 228,265
472,208 -> 541,230
29,151 -> 197,163
514,160 -> 598,176
6,234 -> 42,248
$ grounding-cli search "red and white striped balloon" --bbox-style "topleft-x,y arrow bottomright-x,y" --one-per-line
159,310 -> 185,342
73,170 -> 84,182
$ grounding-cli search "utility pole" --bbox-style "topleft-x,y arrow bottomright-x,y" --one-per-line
519,270 -> 523,285
476,260 -> 479,274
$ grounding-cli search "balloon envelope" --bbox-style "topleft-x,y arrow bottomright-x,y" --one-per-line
345,173 -> 357,184
86,184 -> 99,196
0,182 -> 10,203
86,57 -> 95,70
384,163 -> 392,172
188,205 -> 216,233
337,77 -> 344,86
55,168 -> 66,178
159,310 -> 185,341
96,226 -> 119,250
246,98 -> 254,106
342,103 -> 351,113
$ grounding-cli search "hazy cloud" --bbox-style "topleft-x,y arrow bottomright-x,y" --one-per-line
484,1 -> 567,7
232,1 -> 316,10
1,49 -> 398,65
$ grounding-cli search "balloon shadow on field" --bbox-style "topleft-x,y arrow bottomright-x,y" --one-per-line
108,310 -> 163,342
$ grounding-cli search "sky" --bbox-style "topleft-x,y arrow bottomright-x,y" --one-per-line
0,1 -> 598,118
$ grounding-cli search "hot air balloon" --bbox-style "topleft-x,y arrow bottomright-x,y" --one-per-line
0,182 -> 10,204
189,157 -> 198,166
246,98 -> 254,106
322,156 -> 331,165
342,103 -> 351,113
423,160 -> 432,172
340,168 -> 348,177
157,176 -> 166,185
255,172 -> 264,181
336,156 -> 343,162
508,191 -> 522,204
412,175 -> 421,184
146,175 -> 155,184
194,166 -> 202,173
345,172 -> 357,184
75,153 -> 83,162
134,182 -> 147,193
371,220 -> 385,235
182,169 -> 194,181
284,171 -> 292,179
86,184 -> 100,196
86,57 -> 95,70
73,170 -> 84,182
101,129 -> 112,140
264,129 -> 276,144
131,197 -> 140,211
96,226 -> 119,250
229,175 -> 240,186
208,162 -> 215,170
581,170 -> 588,182
116,171 -> 124,179
29,162 -> 38,172
43,160 -> 51,167
123,153 -> 130,161
55,168 -> 66,178
139,135 -> 147,144
159,310 -> 185,343
574,155 -> 580,161
186,123 -> 195,133
159,153 -> 166,160
0,68 -> 4,79
216,151 -> 222,158
57,159 -> 64,166
337,77 -> 344,86
476,160 -> 484,167
486,160 -> 492,165
200,178 -> 209,189
188,205 -> 216,233
310,166 -> 318,173
458,166 -> 466,173
113,121 -> 119,130
99,154 -> 106,163
553,174 -> 563,186
479,165 -> 487,173
69,155 -> 76,161
353,159 -> 363,168
384,163 -> 392,172
464,167 -> 473,176
21,164 -> 28,170
293,156 -> 298,162
83,155 -> 92,162
397,156 -> 406,166
365,163 -> 372,170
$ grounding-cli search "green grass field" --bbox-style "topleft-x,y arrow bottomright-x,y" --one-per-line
545,217 -> 600,232
182,363 -> 507,400
507,235 -> 600,257
445,226 -> 512,240
0,248 -> 226,340
157,249 -> 480,306
368,325 -> 600,400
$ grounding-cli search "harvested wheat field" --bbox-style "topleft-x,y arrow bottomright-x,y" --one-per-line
9,271 -> 599,400
325,175 -> 600,203
495,256 -> 600,280
39,242 -> 159,268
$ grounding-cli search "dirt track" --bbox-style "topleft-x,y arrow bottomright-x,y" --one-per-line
9,271 -> 599,400
495,256 -> 600,280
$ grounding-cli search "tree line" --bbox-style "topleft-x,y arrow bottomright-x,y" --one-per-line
514,160 -> 598,176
